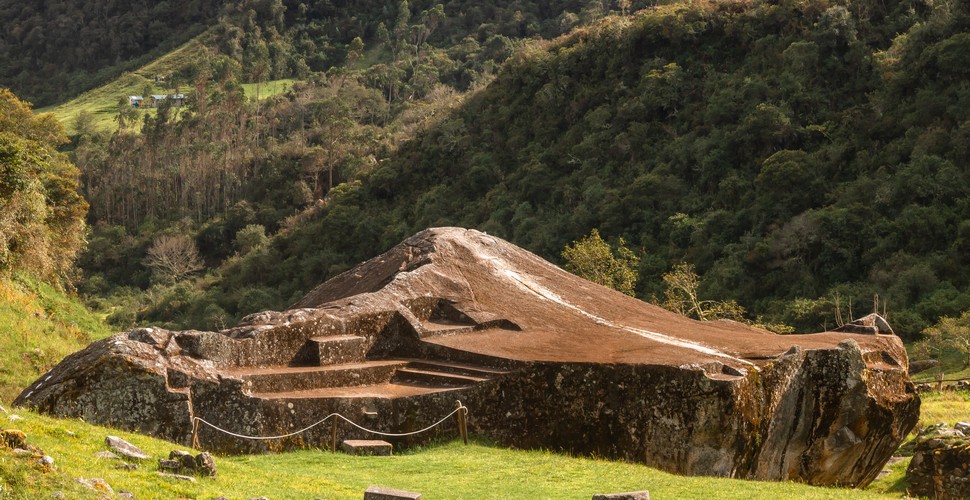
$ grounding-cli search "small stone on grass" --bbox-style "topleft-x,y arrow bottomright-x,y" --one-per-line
106,436 -> 150,460
76,478 -> 114,494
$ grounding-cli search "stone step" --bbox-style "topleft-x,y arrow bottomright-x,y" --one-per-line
226,360 -> 406,394
391,367 -> 486,387
307,335 -> 369,365
249,381 -> 465,400
342,439 -> 393,456
403,359 -> 510,379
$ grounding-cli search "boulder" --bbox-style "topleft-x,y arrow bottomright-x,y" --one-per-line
834,313 -> 895,335
170,450 -> 196,471
14,228 -> 919,486
159,450 -> 216,477
196,452 -> 217,477
158,459 -> 181,471
364,486 -> 422,499
908,359 -> 939,375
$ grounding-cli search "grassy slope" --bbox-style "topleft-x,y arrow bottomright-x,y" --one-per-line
36,31 -> 297,136
34,34 -> 212,135
0,276 -> 112,405
1,411 -> 897,500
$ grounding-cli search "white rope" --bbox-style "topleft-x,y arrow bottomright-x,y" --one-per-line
194,404 -> 468,441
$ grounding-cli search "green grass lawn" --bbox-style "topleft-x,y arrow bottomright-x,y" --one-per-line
914,390 -> 970,428
1,410 -> 899,500
240,79 -> 296,100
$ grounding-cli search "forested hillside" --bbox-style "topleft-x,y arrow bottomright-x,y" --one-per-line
68,0 -> 636,329
187,0 -> 970,338
0,0 -> 607,107
16,0 -> 967,342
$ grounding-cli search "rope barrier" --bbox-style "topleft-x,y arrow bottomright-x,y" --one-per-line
192,401 -> 468,442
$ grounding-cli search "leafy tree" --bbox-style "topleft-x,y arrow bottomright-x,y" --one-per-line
235,224 -> 268,255
561,229 -> 638,296
57,0 -> 970,339
662,263 -> 746,322
913,328 -> 948,365
0,88 -> 87,282
73,111 -> 97,140
116,96 -> 138,129
922,311 -> 970,368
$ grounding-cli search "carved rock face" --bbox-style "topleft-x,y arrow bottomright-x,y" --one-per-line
15,227 -> 919,486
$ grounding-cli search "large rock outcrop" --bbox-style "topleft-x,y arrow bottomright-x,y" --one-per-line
15,227 -> 918,486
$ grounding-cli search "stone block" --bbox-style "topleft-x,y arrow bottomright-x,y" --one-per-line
341,439 -> 392,456
364,486 -> 422,499
592,492 -> 650,500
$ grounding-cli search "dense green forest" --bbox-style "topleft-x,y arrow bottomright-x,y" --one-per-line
175,0 -> 969,338
5,0 -> 970,343
0,0 -> 224,107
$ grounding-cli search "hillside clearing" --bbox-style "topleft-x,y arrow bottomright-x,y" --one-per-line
35,34 -> 212,135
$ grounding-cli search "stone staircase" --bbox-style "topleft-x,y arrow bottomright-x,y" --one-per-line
207,300 -> 521,417
225,330 -> 511,401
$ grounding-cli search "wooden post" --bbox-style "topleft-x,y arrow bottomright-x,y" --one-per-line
191,418 -> 200,450
937,371 -> 945,392
456,400 -> 468,445
331,417 -> 339,452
